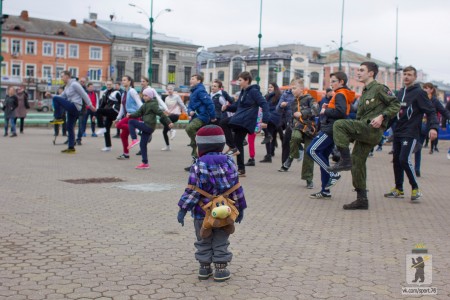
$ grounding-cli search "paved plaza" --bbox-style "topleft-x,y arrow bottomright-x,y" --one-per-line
1,127 -> 449,299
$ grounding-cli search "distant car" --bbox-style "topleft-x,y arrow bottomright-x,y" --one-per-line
36,99 -> 53,112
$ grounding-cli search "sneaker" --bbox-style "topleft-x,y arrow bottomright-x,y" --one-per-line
434,147 -> 439,153
306,180 -> 314,189
161,145 -> 171,151
128,139 -> 140,150
117,154 -> 130,160
259,155 -> 272,163
376,145 -> 383,152
415,170 -> 421,177
214,263 -> 231,282
63,140 -> 69,145
10,133 -> 17,137
297,150 -> 304,162
238,170 -> 246,177
309,191 -> 332,199
384,188 -> 404,198
136,150 -> 142,155
170,129 -> 177,140
411,188 -> 422,201
225,148 -> 240,156
49,119 -> 64,125
135,163 -> 150,170
96,128 -> 107,136
91,133 -> 98,137
184,166 -> 191,172
368,151 -> 374,157
278,166 -> 289,172
76,140 -> 82,146
261,134 -> 272,144
198,264 -> 213,280
325,173 -> 341,189
113,134 -> 120,139
61,148 -> 76,154
82,133 -> 86,137
101,147 -> 111,152
447,149 -> 450,160
245,158 -> 255,166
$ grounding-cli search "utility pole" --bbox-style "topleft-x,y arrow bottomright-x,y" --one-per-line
256,0 -> 263,85
394,6 -> 399,93
338,0 -> 345,71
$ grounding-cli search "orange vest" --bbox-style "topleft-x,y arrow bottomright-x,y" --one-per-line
327,88 -> 356,116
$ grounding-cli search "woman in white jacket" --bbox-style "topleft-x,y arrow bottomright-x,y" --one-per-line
161,85 -> 187,150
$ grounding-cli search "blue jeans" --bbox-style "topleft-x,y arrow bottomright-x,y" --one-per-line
307,132 -> 335,191
4,116 -> 16,135
53,96 -> 79,148
128,119 -> 154,164
77,110 -> 87,141
79,109 -> 96,137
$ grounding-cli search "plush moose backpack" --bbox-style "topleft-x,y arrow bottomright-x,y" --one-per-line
187,183 -> 240,238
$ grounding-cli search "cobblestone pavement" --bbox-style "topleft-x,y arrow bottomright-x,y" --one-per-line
1,127 -> 449,300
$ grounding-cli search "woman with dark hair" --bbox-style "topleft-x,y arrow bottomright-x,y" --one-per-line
114,76 -> 143,159
260,82 -> 281,163
15,86 -> 30,134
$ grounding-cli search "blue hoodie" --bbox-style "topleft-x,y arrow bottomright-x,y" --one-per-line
188,83 -> 215,124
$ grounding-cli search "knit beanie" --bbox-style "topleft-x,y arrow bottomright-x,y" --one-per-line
142,87 -> 156,99
195,125 -> 226,157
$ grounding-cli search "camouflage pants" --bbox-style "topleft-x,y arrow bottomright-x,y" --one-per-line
333,119 -> 384,190
289,129 -> 314,181
185,118 -> 205,157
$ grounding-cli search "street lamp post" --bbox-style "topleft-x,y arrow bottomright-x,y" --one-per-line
394,6 -> 399,93
129,3 -> 171,85
338,0 -> 345,71
256,0 -> 263,85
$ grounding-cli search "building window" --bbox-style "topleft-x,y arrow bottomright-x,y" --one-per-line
169,53 -> 176,60
268,61 -> 278,85
1,38 -> 8,52
56,43 -> 66,58
152,50 -> 160,59
26,41 -> 36,55
116,61 -> 125,80
90,47 -> 102,60
68,67 -> 78,78
134,49 -> 143,58
217,71 -> 224,81
54,66 -> 64,79
89,68 -> 102,81
11,63 -> 21,77
43,66 -> 52,79
282,70 -> 290,86
1,62 -> 7,76
184,67 -> 192,86
151,64 -> 159,84
69,44 -> 79,58
294,69 -> 304,79
26,65 -> 35,77
43,42 -> 53,56
168,65 -> 176,84
310,71 -> 319,84
11,39 -> 21,55
134,62 -> 142,82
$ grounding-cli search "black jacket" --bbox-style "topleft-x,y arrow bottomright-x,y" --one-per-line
394,83 -> 439,139
428,96 -> 450,129
320,87 -> 350,136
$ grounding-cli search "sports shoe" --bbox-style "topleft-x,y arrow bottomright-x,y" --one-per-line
170,129 -> 176,140
161,145 -> 171,151
198,264 -> 213,280
128,139 -> 140,150
259,155 -> 272,163
376,145 -> 383,152
306,180 -> 314,189
49,119 -> 64,125
63,140 -> 69,145
96,128 -> 107,136
384,188 -> 404,198
101,147 -> 111,152
225,148 -> 240,156
309,191 -> 331,199
184,166 -> 191,172
278,166 -> 289,172
245,158 -> 255,166
411,188 -> 422,201
76,140 -> 82,146
325,173 -> 341,189
82,133 -> 87,137
117,154 -> 130,160
91,133 -> 98,137
135,163 -> 150,170
214,263 -> 231,282
447,148 -> 450,160
61,148 -> 76,154
261,134 -> 272,144
10,133 -> 17,137
297,150 -> 304,162
238,170 -> 246,177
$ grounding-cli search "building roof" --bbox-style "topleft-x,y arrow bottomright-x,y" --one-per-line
321,49 -> 393,68
3,12 -> 110,43
92,19 -> 200,47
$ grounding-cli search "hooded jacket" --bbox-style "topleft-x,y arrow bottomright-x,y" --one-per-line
320,87 -> 355,136
188,83 -> 215,124
395,83 -> 439,139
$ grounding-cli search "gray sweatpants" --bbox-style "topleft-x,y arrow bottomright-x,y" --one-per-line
194,219 -> 233,264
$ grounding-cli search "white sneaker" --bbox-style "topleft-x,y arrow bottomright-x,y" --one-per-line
170,129 -> 176,140
101,147 -> 111,152
96,128 -> 107,136
161,145 -> 171,151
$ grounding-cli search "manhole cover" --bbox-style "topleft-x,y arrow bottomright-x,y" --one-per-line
114,183 -> 176,192
61,177 -> 124,184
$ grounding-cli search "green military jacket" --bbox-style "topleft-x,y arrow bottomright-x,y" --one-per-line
129,98 -> 171,128
356,80 -> 400,128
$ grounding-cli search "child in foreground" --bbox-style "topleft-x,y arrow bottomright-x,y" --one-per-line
177,125 -> 247,282
127,87 -> 173,169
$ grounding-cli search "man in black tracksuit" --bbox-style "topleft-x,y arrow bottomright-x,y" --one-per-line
384,66 -> 439,201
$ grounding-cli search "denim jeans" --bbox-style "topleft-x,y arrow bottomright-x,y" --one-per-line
80,109 -> 96,136
53,96 -> 80,148
4,116 -> 16,135
128,119 -> 154,164
77,110 -> 87,141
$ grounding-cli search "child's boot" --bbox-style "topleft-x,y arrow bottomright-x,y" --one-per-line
214,262 -> 231,282
198,263 -> 213,280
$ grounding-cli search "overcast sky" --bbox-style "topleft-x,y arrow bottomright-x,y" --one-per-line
5,0 -> 450,83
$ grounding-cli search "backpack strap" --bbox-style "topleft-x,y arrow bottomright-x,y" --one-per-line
186,183 -> 241,201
